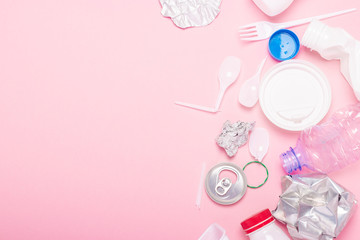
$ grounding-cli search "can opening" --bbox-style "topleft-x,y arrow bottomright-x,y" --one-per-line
219,170 -> 237,183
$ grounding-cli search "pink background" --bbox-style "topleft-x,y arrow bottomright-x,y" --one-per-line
0,0 -> 360,239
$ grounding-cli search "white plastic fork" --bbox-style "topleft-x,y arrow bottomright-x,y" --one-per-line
239,8 -> 356,41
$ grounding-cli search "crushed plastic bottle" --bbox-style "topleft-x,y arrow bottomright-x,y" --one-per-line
280,103 -> 360,174
302,20 -> 360,101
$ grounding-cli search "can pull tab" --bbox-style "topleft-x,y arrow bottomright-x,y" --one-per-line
215,178 -> 232,196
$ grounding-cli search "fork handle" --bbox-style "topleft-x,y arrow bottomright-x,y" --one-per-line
279,8 -> 356,29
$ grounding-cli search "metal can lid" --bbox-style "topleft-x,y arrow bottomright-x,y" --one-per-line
205,162 -> 247,205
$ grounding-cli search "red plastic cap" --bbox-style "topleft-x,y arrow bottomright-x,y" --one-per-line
241,209 -> 275,235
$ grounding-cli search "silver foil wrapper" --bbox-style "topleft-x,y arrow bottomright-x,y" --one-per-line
273,174 -> 357,240
160,0 -> 222,29
216,120 -> 255,157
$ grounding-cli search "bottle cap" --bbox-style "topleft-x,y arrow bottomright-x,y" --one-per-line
241,209 -> 275,235
268,29 -> 300,61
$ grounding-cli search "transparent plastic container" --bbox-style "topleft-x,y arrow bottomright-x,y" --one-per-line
199,223 -> 229,240
281,103 -> 360,174
241,209 -> 290,240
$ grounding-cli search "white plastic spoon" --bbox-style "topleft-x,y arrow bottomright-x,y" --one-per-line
249,127 -> 269,162
175,56 -> 242,113
215,56 -> 242,111
238,57 -> 267,108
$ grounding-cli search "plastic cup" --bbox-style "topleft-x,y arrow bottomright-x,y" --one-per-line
198,223 -> 229,240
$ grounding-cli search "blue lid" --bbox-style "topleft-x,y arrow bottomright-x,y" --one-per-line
268,29 -> 300,61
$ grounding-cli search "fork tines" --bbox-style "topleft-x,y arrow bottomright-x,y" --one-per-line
238,24 -> 261,41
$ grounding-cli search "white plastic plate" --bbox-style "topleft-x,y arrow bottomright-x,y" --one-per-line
259,60 -> 331,131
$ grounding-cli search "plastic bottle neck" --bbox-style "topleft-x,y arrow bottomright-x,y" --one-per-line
280,144 -> 305,174
302,20 -> 328,52
302,20 -> 353,59
241,209 -> 275,235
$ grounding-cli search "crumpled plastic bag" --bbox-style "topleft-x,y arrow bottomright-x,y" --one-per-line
273,174 -> 357,240
159,0 -> 222,28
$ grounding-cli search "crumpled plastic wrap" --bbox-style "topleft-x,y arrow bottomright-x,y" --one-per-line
273,174 -> 357,240
159,0 -> 222,29
216,120 -> 255,157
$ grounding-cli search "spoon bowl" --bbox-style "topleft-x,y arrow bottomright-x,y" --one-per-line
249,127 -> 270,162
175,56 -> 242,113
215,56 -> 242,110
239,57 -> 267,108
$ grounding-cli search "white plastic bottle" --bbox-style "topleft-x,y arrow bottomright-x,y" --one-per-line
241,209 -> 290,240
302,20 -> 360,101
251,0 -> 294,16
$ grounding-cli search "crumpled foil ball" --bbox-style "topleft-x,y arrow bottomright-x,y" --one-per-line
273,174 -> 357,240
159,0 -> 222,29
216,120 -> 255,157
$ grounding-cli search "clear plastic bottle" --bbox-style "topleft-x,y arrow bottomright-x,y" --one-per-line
281,103 -> 360,174
241,209 -> 290,240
